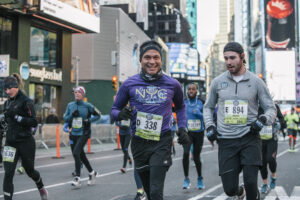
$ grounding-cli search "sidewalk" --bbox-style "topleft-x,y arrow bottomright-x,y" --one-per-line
35,142 -> 119,158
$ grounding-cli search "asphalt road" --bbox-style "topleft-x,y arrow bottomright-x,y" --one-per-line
0,136 -> 299,200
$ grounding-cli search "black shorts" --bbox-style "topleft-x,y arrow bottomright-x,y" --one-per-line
131,132 -> 172,172
218,132 -> 262,175
287,129 -> 297,138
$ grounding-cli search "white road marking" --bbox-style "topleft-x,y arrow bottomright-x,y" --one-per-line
0,149 -> 216,199
188,143 -> 300,200
210,193 -> 228,200
265,186 -> 300,200
0,142 -> 296,200
0,154 -> 123,174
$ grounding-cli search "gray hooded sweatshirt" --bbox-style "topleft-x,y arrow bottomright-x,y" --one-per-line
204,70 -> 276,139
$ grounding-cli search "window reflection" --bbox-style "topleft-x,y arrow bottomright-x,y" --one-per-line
29,83 -> 57,123
0,17 -> 12,55
30,27 -> 57,68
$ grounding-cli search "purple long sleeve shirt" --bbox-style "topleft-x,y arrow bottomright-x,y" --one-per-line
111,74 -> 186,137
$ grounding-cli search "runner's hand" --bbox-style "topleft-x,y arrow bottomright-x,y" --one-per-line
206,126 -> 218,143
177,128 -> 190,145
118,107 -> 133,120
72,110 -> 79,117
83,119 -> 90,130
249,115 -> 267,133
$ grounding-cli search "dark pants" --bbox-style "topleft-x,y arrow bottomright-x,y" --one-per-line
3,137 -> 44,200
260,138 -> 278,179
182,131 -> 204,178
221,165 -> 259,200
120,134 -> 131,168
138,166 -> 168,200
131,133 -> 172,200
70,134 -> 93,176
218,133 -> 261,200
134,168 -> 143,189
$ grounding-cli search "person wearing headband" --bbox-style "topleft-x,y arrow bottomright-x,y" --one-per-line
63,86 -> 101,188
111,40 -> 190,200
203,42 -> 276,199
2,74 -> 48,200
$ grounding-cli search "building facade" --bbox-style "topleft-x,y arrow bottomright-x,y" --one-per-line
0,0 -> 100,122
72,6 -> 150,114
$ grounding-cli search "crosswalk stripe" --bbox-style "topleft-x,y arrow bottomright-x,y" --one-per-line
264,186 -> 300,200
211,193 -> 227,200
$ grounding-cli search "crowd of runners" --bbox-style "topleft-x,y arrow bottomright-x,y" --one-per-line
0,40 -> 298,200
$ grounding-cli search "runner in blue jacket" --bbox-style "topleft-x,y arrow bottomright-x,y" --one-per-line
182,83 -> 205,190
64,86 -> 100,188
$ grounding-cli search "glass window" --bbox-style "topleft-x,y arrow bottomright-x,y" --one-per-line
30,27 -> 57,68
0,16 -> 17,58
29,83 -> 57,123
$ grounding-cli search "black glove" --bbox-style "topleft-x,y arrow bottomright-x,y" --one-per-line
118,107 -> 133,120
83,119 -> 90,130
177,128 -> 190,145
249,115 -> 267,133
72,110 -> 79,117
293,119 -> 298,124
5,108 -> 15,119
206,126 -> 218,143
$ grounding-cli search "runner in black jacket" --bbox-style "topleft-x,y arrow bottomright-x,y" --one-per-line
2,74 -> 48,200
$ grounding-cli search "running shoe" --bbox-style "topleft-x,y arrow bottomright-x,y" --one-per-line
292,148 -> 296,153
71,176 -> 81,188
289,148 -> 293,152
120,168 -> 126,173
17,166 -> 24,174
261,184 -> 269,194
237,184 -> 246,200
134,191 -> 147,200
182,178 -> 191,189
39,187 -> 48,200
87,171 -> 98,185
197,176 -> 205,189
270,176 -> 276,189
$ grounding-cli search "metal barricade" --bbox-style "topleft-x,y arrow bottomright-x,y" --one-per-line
35,124 -> 117,148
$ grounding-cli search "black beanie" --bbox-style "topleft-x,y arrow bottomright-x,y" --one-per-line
223,42 -> 244,55
139,40 -> 162,61
223,42 -> 246,64
3,76 -> 18,90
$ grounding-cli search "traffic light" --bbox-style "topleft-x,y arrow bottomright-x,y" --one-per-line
112,75 -> 118,91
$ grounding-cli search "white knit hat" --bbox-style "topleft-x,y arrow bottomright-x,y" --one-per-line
74,86 -> 86,97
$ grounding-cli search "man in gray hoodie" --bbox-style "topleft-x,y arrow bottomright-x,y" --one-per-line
203,42 -> 276,200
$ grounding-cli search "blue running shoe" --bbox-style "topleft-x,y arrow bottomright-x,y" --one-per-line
270,176 -> 276,189
261,184 -> 269,194
182,178 -> 191,189
197,176 -> 205,189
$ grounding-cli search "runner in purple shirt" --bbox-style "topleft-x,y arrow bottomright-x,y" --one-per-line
111,40 -> 190,200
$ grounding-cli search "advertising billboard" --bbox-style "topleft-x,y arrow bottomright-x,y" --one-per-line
136,0 -> 148,30
40,0 -> 100,33
186,48 -> 198,76
0,55 -> 9,77
167,43 -> 199,75
296,63 -> 300,104
265,50 -> 295,101
264,0 -> 295,49
251,0 -> 262,43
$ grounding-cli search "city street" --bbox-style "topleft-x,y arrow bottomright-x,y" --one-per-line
0,136 -> 299,200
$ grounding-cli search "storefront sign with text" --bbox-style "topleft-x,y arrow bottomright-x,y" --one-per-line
29,67 -> 62,82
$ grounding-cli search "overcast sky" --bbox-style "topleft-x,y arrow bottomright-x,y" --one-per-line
197,0 -> 219,61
